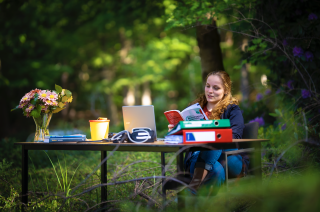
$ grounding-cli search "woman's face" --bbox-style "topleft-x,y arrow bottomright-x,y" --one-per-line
205,75 -> 225,105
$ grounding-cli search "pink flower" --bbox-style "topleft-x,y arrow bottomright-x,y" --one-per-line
25,104 -> 35,112
41,105 -> 49,111
18,102 -> 27,109
39,90 -> 50,101
44,99 -> 54,106
27,89 -> 41,97
20,93 -> 31,103
47,91 -> 58,101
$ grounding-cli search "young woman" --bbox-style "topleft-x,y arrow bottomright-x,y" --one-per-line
168,70 -> 245,192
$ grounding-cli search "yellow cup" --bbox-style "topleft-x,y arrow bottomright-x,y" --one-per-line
89,120 -> 110,140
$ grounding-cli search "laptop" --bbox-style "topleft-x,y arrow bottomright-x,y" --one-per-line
122,105 -> 157,140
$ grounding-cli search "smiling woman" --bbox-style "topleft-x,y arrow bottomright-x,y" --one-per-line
182,70 -> 245,193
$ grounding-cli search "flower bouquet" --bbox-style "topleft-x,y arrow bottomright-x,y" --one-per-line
12,85 -> 73,142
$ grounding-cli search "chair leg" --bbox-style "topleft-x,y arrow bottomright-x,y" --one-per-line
177,190 -> 186,211
161,152 -> 166,199
224,153 -> 229,190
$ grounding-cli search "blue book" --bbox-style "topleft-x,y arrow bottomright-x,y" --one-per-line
44,137 -> 86,143
46,134 -> 86,138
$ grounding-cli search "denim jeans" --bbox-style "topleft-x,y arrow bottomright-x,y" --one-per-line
187,150 -> 243,188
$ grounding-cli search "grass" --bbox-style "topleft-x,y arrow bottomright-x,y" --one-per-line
1,120 -> 319,211
9,149 -> 178,211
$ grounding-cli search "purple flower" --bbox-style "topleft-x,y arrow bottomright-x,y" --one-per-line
281,123 -> 287,130
301,89 -> 311,98
256,93 -> 263,101
249,117 -> 265,127
287,80 -> 294,89
305,51 -> 314,62
283,39 -> 288,46
308,13 -> 318,20
276,88 -> 282,94
293,46 -> 304,57
265,89 -> 271,95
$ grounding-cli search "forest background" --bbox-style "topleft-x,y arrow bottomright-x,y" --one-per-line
1,0 -> 320,211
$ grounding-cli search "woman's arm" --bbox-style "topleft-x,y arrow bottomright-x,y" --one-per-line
223,105 -> 245,139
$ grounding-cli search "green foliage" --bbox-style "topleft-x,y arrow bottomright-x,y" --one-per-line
164,0 -> 256,30
0,159 -> 20,210
55,85 -> 63,93
44,152 -> 81,198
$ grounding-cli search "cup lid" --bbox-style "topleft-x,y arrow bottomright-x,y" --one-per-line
89,120 -> 110,122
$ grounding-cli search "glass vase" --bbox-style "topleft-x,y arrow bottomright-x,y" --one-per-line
33,113 -> 53,142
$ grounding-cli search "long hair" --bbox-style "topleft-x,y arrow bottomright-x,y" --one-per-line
191,71 -> 239,120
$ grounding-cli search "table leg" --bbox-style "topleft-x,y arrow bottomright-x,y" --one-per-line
161,152 -> 166,198
177,152 -> 184,173
177,150 -> 185,210
101,151 -> 107,210
253,142 -> 262,179
22,145 -> 28,211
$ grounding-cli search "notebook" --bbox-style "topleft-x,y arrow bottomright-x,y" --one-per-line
122,105 -> 157,140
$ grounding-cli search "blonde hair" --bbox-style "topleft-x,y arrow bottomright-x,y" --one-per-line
191,71 -> 239,120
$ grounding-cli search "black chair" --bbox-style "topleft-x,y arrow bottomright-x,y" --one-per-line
223,121 -> 259,189
161,122 -> 260,194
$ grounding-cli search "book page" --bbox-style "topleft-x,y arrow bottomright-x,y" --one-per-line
180,103 -> 209,121
164,111 -> 184,126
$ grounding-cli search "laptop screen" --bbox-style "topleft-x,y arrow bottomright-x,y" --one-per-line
122,105 -> 157,140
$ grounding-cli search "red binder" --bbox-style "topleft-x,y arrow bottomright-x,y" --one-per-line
182,129 -> 233,144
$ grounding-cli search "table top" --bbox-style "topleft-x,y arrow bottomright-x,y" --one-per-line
15,139 -> 268,152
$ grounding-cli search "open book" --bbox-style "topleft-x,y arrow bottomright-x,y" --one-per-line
164,103 -> 209,126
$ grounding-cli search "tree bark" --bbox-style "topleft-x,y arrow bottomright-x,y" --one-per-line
196,20 -> 224,84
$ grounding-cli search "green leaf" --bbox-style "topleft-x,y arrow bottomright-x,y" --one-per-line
62,96 -> 69,102
30,93 -> 39,105
58,102 -> 65,108
52,107 -> 65,113
259,42 -> 267,49
65,90 -> 72,97
233,64 -> 242,69
247,45 -> 257,51
252,39 -> 262,44
269,113 -> 277,117
11,105 -> 19,111
294,132 -> 298,140
30,108 -> 40,118
55,84 -> 63,93
275,109 -> 282,117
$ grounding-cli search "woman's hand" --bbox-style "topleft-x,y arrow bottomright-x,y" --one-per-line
168,124 -> 174,132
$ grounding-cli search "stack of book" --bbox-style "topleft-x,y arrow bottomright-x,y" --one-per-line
44,134 -> 86,143
165,120 -> 232,144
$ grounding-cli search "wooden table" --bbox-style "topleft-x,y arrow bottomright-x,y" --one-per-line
15,139 -> 268,210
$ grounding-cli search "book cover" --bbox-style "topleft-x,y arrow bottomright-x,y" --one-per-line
164,103 -> 208,126
163,110 -> 184,126
44,137 -> 86,143
166,120 -> 231,136
45,134 -> 86,138
180,120 -> 230,128
182,129 -> 233,144
164,135 -> 183,144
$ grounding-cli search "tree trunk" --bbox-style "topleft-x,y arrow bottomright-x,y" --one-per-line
241,63 -> 250,105
196,20 -> 224,84
106,93 -> 119,126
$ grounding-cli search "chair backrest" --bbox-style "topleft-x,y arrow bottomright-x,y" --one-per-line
242,122 -> 259,139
